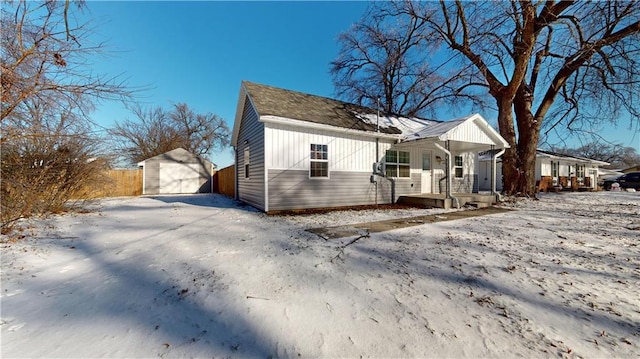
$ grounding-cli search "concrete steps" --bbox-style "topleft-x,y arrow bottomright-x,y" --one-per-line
467,201 -> 491,208
397,193 -> 497,209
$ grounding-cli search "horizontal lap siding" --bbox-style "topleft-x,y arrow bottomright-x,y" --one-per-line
393,173 -> 422,198
268,170 -> 393,211
237,98 -> 265,211
452,175 -> 478,193
267,170 -> 425,211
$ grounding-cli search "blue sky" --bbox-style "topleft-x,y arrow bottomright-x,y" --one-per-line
81,1 -> 638,168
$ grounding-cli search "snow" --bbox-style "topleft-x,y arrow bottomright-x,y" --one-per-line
354,112 -> 438,135
2,192 -> 639,358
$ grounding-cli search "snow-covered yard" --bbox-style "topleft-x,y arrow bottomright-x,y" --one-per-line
1,192 -> 639,358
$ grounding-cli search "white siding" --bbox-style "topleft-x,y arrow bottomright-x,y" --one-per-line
446,119 -> 496,145
537,158 -> 552,177
265,123 -> 394,172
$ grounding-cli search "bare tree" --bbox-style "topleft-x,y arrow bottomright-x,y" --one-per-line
1,0 -> 134,232
550,142 -> 640,170
109,103 -> 230,165
1,0 -> 131,122
331,2 -> 484,118
400,0 -> 639,196
1,97 -> 110,232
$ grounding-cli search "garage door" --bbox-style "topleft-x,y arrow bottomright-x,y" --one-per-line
159,163 -> 203,194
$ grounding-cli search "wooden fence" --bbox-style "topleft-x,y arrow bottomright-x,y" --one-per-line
84,169 -> 143,198
213,165 -> 235,198
83,166 -> 236,199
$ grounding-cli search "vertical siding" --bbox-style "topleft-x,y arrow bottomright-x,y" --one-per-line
237,97 -> 265,210
448,119 -> 495,145
264,124 -> 401,211
264,123 -> 393,171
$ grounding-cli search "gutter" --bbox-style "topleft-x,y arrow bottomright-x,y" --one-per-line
434,142 -> 460,209
492,148 -> 506,202
260,115 -> 401,140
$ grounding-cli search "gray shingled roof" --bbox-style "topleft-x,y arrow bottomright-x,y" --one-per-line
243,81 -> 403,135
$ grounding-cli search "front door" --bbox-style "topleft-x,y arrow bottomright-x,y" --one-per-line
421,151 -> 432,193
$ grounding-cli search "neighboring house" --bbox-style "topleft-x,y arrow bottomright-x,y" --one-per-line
622,165 -> 640,173
138,148 -> 214,195
230,81 -> 509,212
479,149 -> 609,192
598,168 -> 624,185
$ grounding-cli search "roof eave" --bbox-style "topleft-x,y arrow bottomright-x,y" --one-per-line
231,81 -> 250,147
260,115 -> 401,140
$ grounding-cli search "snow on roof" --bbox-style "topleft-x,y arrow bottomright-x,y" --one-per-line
239,81 -> 506,147
352,112 -> 439,136
403,116 -> 469,140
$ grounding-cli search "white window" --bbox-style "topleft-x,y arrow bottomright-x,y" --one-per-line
244,147 -> 250,178
576,164 -> 585,184
310,144 -> 328,178
385,150 -> 410,178
551,161 -> 559,185
454,155 -> 463,178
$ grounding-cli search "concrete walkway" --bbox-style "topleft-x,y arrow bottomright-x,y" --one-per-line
307,206 -> 513,239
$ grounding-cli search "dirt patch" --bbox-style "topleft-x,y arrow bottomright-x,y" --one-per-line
307,206 -> 513,239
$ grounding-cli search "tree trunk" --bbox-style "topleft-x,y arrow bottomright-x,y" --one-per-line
495,95 -> 519,194
512,84 -> 541,197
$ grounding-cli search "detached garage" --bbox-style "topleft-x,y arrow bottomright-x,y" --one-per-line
138,148 -> 214,195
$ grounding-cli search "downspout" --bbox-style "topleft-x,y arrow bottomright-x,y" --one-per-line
374,97 -> 381,205
492,148 -> 506,202
434,141 -> 460,209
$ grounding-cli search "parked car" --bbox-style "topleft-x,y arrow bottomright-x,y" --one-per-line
603,172 -> 640,190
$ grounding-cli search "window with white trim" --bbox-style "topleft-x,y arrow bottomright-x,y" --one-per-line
454,155 -> 463,178
576,164 -> 585,184
551,161 -> 559,185
244,147 -> 250,178
385,150 -> 410,178
310,144 -> 328,178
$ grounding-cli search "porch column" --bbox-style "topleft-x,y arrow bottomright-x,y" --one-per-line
490,145 -> 495,195
445,140 -> 451,198
492,147 -> 506,195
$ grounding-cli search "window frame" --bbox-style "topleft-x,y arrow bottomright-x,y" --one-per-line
244,147 -> 250,179
576,164 -> 585,184
309,143 -> 329,178
385,150 -> 410,178
454,155 -> 463,178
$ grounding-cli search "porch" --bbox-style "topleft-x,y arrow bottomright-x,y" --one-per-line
397,193 -> 499,209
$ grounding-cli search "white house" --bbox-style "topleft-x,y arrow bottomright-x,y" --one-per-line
478,149 -> 609,192
231,81 -> 510,212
